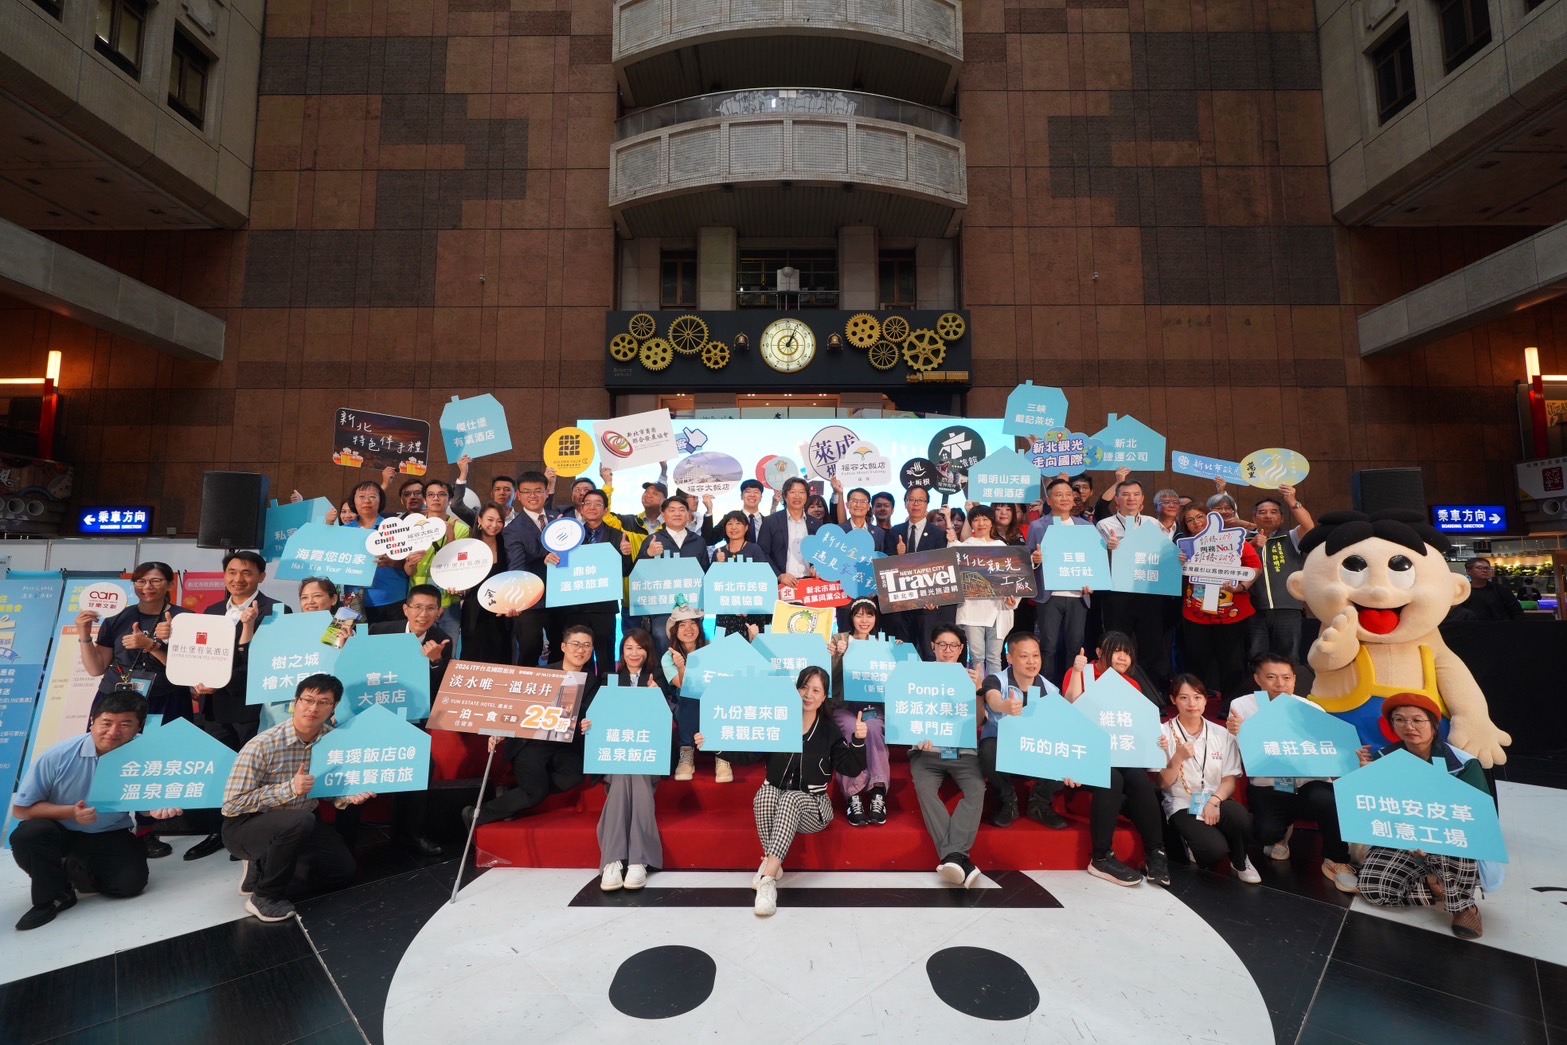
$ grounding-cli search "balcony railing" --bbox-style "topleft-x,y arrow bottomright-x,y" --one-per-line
616,88 -> 959,141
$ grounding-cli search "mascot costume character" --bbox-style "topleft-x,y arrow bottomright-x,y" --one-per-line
1287,509 -> 1511,767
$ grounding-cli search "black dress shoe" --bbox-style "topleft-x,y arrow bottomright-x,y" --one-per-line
183,833 -> 226,861
397,835 -> 444,858
16,892 -> 76,931
142,835 -> 173,859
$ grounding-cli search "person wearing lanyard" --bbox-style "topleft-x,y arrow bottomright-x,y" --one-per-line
1096,478 -> 1177,694
585,628 -> 668,892
345,480 -> 408,624
978,632 -> 1069,830
1157,675 -> 1259,883
546,489 -> 628,676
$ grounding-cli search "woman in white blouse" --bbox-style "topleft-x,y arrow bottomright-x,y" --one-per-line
1157,674 -> 1260,883
954,505 -> 1016,677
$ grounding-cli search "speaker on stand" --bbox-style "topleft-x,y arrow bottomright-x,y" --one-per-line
197,471 -> 269,551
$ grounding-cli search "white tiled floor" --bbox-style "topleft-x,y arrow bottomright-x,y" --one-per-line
381,869 -> 1276,1044
0,834 -> 248,984
1351,781 -> 1567,965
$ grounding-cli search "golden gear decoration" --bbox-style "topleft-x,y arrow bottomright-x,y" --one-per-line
628,313 -> 657,340
701,340 -> 730,370
609,333 -> 639,362
844,313 -> 881,349
936,312 -> 966,340
867,340 -> 900,371
903,329 -> 946,371
668,314 -> 709,355
639,337 -> 674,371
880,314 -> 911,343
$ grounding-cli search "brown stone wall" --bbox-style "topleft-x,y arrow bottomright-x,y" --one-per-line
1,0 -> 1563,534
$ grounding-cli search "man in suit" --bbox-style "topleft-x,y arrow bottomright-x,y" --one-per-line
367,583 -> 451,857
704,478 -> 767,544
187,550 -> 291,860
547,489 -> 629,676
624,495 -> 709,652
757,477 -> 822,583
501,470 -> 555,668
888,487 -> 955,658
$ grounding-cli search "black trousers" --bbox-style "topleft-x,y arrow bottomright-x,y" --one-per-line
512,606 -> 550,668
1169,800 -> 1253,868
550,607 -> 618,678
1179,618 -> 1250,710
1035,595 -> 1088,681
1103,593 -> 1173,693
476,739 -> 584,824
977,737 -> 1059,811
222,810 -> 356,901
1085,767 -> 1164,857
1248,781 -> 1351,862
10,820 -> 148,907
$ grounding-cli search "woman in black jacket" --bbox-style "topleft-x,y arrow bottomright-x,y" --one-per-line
698,665 -> 866,917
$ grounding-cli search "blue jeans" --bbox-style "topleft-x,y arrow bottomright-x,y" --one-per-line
676,695 -> 700,748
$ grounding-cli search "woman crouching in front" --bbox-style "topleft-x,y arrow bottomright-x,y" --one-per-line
696,666 -> 866,917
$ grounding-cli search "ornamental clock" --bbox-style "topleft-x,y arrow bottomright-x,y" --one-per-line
758,318 -> 816,373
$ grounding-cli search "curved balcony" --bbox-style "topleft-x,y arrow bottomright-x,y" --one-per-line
609,88 -> 966,238
613,0 -> 962,107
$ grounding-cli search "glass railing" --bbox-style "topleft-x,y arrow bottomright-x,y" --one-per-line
615,87 -> 960,140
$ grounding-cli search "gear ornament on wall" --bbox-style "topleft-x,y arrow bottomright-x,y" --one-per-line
628,313 -> 657,340
935,312 -> 966,340
701,341 -> 730,369
880,314 -> 910,343
844,313 -> 881,348
667,314 -> 709,355
867,340 -> 900,371
903,329 -> 946,371
639,337 -> 674,371
609,333 -> 639,362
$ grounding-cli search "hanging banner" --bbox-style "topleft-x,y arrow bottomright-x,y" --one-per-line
0,574 -> 64,840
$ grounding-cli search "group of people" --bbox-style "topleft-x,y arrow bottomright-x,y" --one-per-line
8,461 -> 1494,938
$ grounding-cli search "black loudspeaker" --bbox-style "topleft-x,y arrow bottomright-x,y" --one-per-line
1351,468 -> 1425,515
197,471 -> 269,549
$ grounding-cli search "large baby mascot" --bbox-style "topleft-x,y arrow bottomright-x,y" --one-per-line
1287,509 -> 1512,767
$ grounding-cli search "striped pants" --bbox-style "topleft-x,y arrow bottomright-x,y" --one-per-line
753,783 -> 833,862
1358,846 -> 1479,913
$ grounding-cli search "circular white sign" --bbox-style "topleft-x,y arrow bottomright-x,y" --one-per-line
543,518 -> 584,554
365,514 -> 448,560
81,581 -> 128,618
477,571 -> 544,615
428,538 -> 495,592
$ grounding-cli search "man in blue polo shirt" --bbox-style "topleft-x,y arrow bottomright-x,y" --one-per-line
9,690 -> 157,930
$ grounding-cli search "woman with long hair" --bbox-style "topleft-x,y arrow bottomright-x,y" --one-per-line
458,502 -> 513,664
586,629 -> 670,892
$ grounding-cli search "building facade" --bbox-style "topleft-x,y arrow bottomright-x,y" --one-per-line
1,0 -> 1565,533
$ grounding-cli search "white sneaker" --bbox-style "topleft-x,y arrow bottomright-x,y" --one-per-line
1265,824 -> 1293,861
754,875 -> 778,917
936,858 -> 965,885
752,861 -> 785,888
1323,860 -> 1359,894
1235,858 -> 1262,885
714,758 -> 733,783
623,864 -> 648,890
674,747 -> 695,781
600,863 -> 624,891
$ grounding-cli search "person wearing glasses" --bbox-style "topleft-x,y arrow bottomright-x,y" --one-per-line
1451,557 -> 1524,622
907,625 -> 988,889
466,625 -> 603,828
221,674 -> 372,923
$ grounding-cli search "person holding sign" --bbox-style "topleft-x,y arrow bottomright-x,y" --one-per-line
405,479 -> 471,645
77,562 -> 188,726
1227,654 -> 1358,893
661,601 -> 731,783
828,599 -> 896,827
1024,479 -> 1093,682
955,506 -> 1018,678
696,666 -> 866,917
1180,520 -> 1262,712
1157,676 -> 1258,883
1354,694 -> 1493,940
907,625 -> 988,889
501,470 -> 558,669
710,510 -> 770,638
979,632 -> 1068,830
1095,477 -> 1175,695
459,503 -> 514,665
344,481 -> 409,624
1062,635 -> 1172,888
8,690 -> 172,930
549,489 -> 630,674
584,629 -> 668,892
829,480 -> 891,553
220,674 -> 369,923
758,477 -> 822,585
888,487 -> 954,653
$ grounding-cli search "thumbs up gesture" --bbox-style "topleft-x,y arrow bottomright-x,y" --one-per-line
154,610 -> 174,641
291,764 -> 315,796
1073,648 -> 1088,672
854,710 -> 867,740
620,534 -> 632,555
73,800 -> 97,826
422,638 -> 450,662
646,538 -> 665,558
124,623 -> 150,650
896,536 -> 907,555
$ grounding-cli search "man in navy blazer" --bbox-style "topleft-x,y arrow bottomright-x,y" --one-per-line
886,487 -> 955,657
501,470 -> 555,668
757,477 -> 822,582
626,495 -> 709,653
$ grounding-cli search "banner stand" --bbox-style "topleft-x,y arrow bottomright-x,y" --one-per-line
451,742 -> 497,905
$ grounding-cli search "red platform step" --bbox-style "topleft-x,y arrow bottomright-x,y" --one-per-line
473,753 -> 1144,872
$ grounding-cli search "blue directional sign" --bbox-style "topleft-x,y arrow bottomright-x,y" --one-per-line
1334,749 -> 1507,862
78,506 -> 152,535
89,717 -> 238,811
584,685 -> 673,775
1431,505 -> 1508,534
994,693 -> 1111,786
308,704 -> 432,798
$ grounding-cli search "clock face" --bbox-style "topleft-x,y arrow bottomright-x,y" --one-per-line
759,319 -> 816,373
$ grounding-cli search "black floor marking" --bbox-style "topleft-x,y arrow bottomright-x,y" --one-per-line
568,869 -> 1064,909
926,945 -> 1040,1021
609,945 -> 717,1019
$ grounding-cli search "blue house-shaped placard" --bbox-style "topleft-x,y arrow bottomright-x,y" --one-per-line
700,674 -> 802,753
439,393 -> 513,463
884,662 -> 978,747
546,542 -> 623,608
1109,522 -> 1183,596
275,523 -> 379,585
584,685 -> 674,775
308,704 -> 432,798
264,497 -> 336,562
89,717 -> 238,811
333,632 -> 432,723
968,448 -> 1041,503
703,560 -> 777,615
1334,749 -> 1507,862
995,693 -> 1111,786
840,637 -> 905,703
628,557 -> 706,617
1087,413 -> 1166,472
1075,669 -> 1164,770
1238,694 -> 1363,779
1039,523 -> 1110,590
682,632 -> 772,699
751,632 -> 831,679
1003,381 -> 1069,437
246,610 -> 340,704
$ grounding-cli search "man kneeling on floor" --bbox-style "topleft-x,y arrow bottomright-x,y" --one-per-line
9,689 -> 175,931
221,673 -> 373,922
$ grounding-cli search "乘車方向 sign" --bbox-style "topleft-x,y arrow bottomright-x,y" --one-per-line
1431,505 -> 1508,534
78,506 -> 152,535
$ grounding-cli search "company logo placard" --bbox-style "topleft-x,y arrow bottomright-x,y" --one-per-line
163,612 -> 236,689
872,548 -> 962,613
